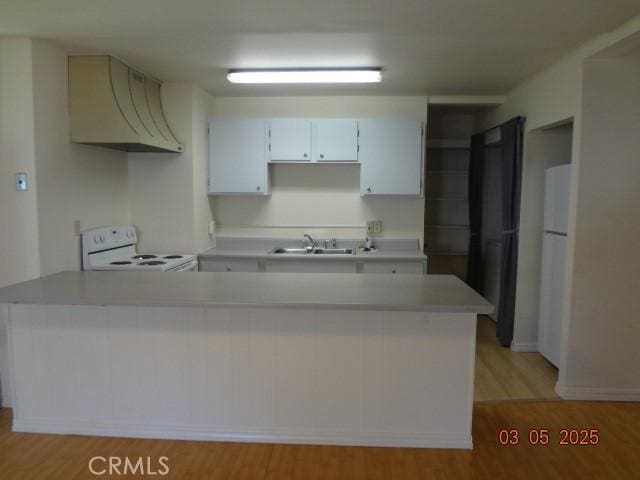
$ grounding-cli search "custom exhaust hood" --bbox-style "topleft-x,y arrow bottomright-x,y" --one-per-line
68,55 -> 184,153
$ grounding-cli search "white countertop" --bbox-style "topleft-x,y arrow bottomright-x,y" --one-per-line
0,271 -> 493,313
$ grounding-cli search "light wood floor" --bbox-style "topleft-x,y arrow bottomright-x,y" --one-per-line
1,401 -> 639,479
475,315 -> 559,402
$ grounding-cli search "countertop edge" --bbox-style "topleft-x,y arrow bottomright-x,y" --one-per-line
2,298 -> 492,314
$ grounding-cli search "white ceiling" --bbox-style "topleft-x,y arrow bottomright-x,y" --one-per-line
1,0 -> 639,96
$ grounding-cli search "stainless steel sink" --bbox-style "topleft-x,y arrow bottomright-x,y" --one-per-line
312,248 -> 354,255
269,248 -> 310,255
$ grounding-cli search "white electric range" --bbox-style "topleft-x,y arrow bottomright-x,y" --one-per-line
81,226 -> 197,272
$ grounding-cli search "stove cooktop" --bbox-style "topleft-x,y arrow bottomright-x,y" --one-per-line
82,226 -> 196,272
89,253 -> 196,271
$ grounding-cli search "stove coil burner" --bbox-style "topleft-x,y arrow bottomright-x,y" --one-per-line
132,254 -> 157,260
110,261 -> 133,265
163,255 -> 183,259
138,261 -> 166,266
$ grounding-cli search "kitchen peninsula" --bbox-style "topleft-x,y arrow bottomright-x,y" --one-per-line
0,271 -> 492,449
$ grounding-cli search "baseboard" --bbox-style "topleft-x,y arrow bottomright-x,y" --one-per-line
510,341 -> 538,352
12,418 -> 472,449
556,384 -> 640,401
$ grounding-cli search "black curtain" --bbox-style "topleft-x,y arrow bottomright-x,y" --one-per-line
496,117 -> 525,346
466,134 -> 485,291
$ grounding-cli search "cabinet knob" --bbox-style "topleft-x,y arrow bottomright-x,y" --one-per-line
226,266 -> 232,272
366,186 -> 372,192
392,269 -> 397,274
320,154 -> 324,159
303,153 -> 308,158
256,185 -> 261,191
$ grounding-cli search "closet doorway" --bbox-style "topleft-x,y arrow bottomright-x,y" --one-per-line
424,105 -> 492,279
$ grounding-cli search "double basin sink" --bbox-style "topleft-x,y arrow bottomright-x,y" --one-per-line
268,247 -> 355,257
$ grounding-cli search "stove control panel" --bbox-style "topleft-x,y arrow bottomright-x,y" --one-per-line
82,226 -> 137,253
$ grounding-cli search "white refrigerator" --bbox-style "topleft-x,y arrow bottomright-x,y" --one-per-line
538,164 -> 571,367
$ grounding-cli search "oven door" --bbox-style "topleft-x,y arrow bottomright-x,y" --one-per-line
168,260 -> 198,272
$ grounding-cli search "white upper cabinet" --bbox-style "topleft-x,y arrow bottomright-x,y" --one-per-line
313,119 -> 359,162
208,119 -> 269,195
268,119 -> 359,163
269,119 -> 312,162
359,119 -> 424,196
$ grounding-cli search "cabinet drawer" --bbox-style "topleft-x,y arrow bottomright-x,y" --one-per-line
199,259 -> 259,272
361,261 -> 425,275
265,260 -> 356,274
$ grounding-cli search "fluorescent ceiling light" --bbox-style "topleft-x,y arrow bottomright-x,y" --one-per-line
227,68 -> 382,84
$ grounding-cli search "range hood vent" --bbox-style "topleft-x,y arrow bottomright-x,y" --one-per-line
68,55 -> 184,153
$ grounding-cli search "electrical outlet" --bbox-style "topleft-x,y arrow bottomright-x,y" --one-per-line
373,220 -> 383,233
366,221 -> 374,234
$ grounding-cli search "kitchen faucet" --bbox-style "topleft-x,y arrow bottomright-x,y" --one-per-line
303,234 -> 317,251
324,238 -> 337,248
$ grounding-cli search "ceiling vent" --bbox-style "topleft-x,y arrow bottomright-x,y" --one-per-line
68,55 -> 184,153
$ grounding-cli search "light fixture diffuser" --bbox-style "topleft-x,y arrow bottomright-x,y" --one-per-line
227,68 -> 382,84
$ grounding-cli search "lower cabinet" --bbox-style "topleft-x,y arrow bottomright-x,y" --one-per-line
265,260 -> 357,274
199,259 -> 260,272
361,261 -> 425,275
199,258 -> 426,274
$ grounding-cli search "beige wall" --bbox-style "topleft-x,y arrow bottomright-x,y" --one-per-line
31,40 -> 130,275
0,38 -> 41,288
211,96 -> 427,242
476,15 -> 640,351
0,38 -> 131,281
557,53 -> 640,398
128,83 -> 216,253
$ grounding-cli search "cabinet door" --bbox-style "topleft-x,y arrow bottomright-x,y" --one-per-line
199,259 -> 260,272
265,261 -> 356,273
359,119 -> 423,195
361,262 -> 425,274
269,119 -> 312,162
313,119 -> 358,162
209,119 -> 268,194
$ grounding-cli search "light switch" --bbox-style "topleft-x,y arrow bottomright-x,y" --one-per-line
15,173 -> 28,192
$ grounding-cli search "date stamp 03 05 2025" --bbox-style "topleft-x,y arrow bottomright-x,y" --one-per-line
498,428 -> 600,446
